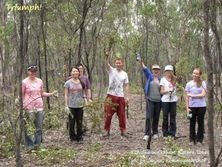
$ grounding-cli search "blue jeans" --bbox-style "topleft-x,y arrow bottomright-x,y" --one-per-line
145,100 -> 161,135
162,102 -> 177,137
24,110 -> 44,148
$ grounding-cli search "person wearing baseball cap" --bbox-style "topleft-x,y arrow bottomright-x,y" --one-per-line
22,64 -> 57,150
137,59 -> 162,141
160,65 -> 178,139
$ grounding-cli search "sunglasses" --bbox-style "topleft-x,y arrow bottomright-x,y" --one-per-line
27,65 -> 38,70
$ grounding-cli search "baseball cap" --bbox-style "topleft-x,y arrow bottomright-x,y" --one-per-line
27,65 -> 38,71
152,64 -> 161,70
164,65 -> 173,71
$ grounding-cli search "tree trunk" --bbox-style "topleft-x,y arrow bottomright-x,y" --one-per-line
77,0 -> 92,64
16,0 -> 25,166
210,0 -> 222,127
0,0 -> 5,113
37,33 -> 42,78
40,2 -> 50,109
203,0 -> 216,166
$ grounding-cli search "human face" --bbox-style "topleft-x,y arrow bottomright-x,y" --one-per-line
28,70 -> 37,79
192,69 -> 201,81
71,68 -> 80,79
164,70 -> 173,79
115,59 -> 123,71
78,65 -> 84,76
152,68 -> 160,77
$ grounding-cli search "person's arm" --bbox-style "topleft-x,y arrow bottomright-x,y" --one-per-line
41,80 -> 57,97
42,91 -> 54,97
187,89 -> 206,98
64,88 -> 69,107
104,50 -> 112,71
86,78 -> 92,101
160,86 -> 168,95
87,89 -> 92,101
185,91 -> 191,113
138,59 -> 152,79
22,81 -> 26,98
124,83 -> 129,105
83,87 -> 88,104
137,59 -> 146,69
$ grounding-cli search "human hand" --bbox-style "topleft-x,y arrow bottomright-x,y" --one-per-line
52,90 -> 58,97
165,87 -> 172,93
187,109 -> 192,119
187,93 -> 193,97
65,106 -> 70,114
84,99 -> 88,106
125,97 -> 129,105
136,53 -> 141,62
15,97 -> 19,105
104,49 -> 109,57
168,87 -> 174,93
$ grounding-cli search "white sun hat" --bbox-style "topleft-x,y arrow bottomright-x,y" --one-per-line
164,65 -> 173,71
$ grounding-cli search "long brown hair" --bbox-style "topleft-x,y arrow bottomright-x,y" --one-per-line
164,71 -> 176,85
194,68 -> 202,87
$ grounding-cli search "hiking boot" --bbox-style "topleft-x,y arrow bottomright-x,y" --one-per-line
143,135 -> 148,141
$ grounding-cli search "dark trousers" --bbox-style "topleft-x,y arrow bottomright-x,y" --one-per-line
162,102 -> 177,137
145,100 -> 161,135
189,107 -> 206,143
69,107 -> 83,141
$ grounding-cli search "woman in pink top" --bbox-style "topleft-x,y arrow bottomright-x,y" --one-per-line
22,65 -> 56,150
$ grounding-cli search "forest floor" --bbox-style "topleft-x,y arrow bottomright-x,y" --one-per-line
1,94 -> 222,167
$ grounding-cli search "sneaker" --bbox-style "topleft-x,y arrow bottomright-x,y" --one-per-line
76,137 -> 83,144
153,134 -> 158,139
102,131 -> 110,138
26,146 -> 34,153
196,142 -> 203,146
143,135 -> 148,141
189,142 -> 194,146
121,132 -> 128,138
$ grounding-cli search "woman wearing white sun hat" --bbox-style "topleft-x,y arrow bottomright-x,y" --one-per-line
160,65 -> 178,138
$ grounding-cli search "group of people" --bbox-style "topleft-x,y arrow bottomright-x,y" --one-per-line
138,59 -> 206,146
22,51 -> 206,150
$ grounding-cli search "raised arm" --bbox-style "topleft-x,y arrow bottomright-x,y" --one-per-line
104,49 -> 112,71
137,59 -> 153,79
138,59 -> 147,69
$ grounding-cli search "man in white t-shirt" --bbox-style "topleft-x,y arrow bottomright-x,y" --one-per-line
103,50 -> 129,137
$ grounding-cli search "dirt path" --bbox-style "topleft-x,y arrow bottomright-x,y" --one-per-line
1,94 -> 221,167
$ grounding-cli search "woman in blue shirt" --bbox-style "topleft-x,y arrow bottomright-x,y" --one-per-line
138,60 -> 161,141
